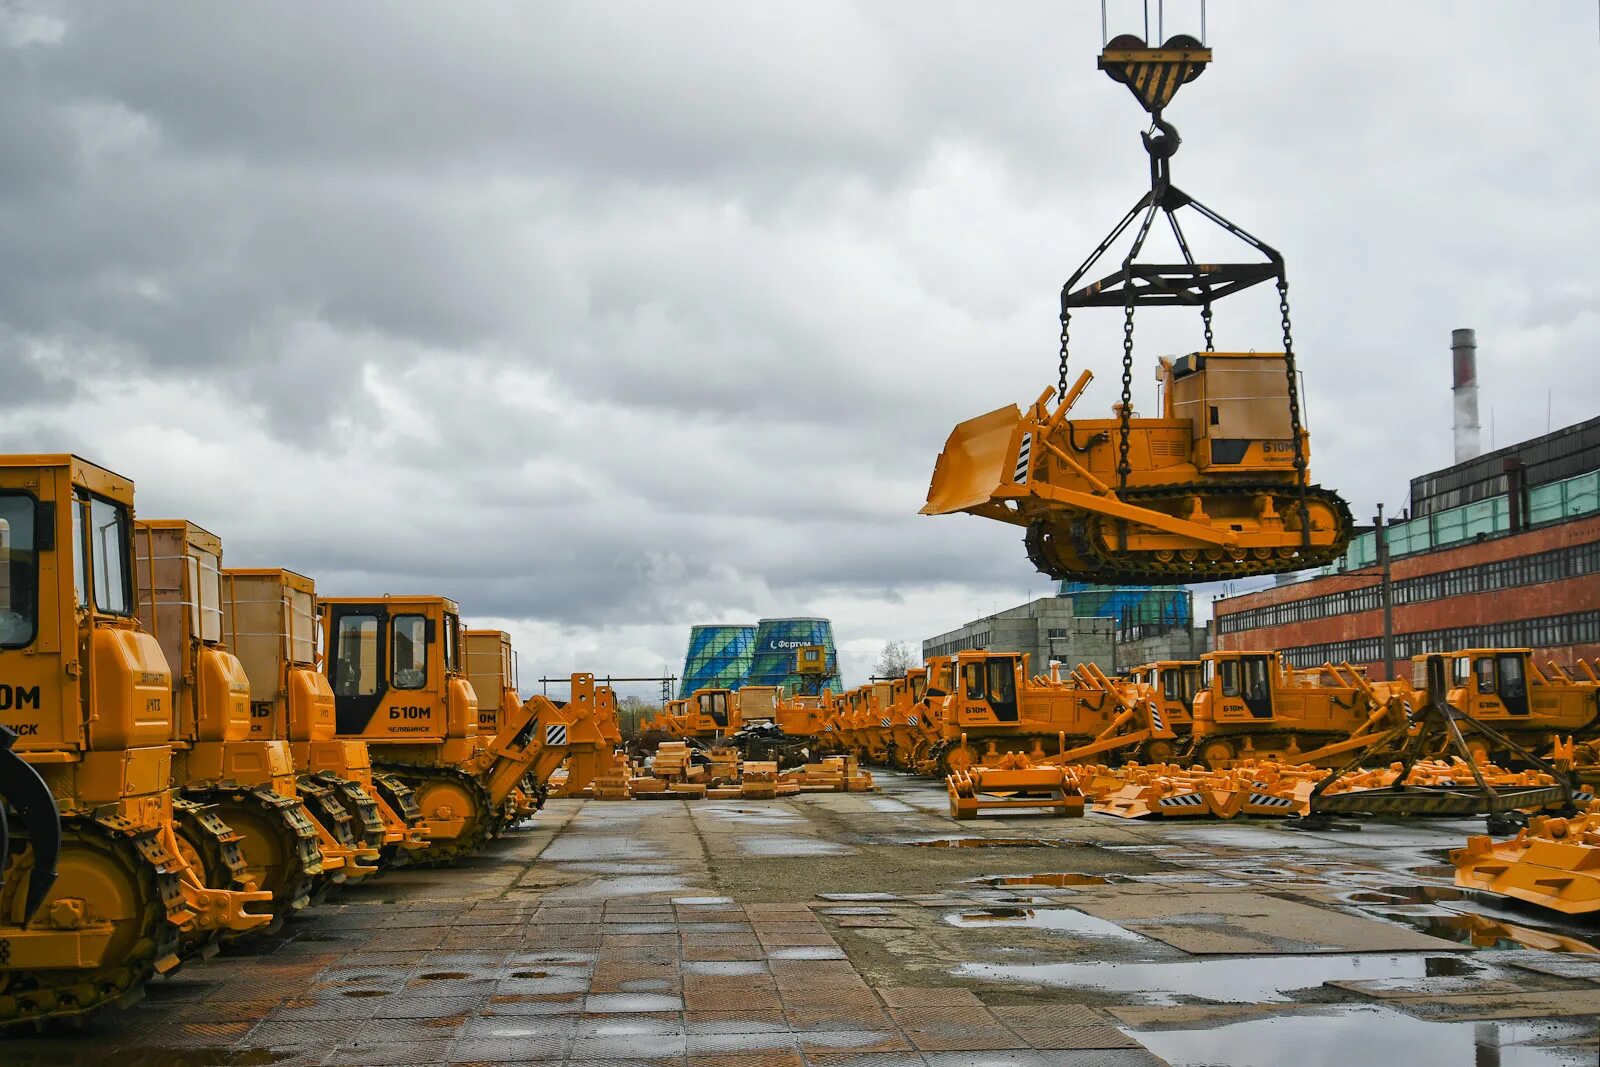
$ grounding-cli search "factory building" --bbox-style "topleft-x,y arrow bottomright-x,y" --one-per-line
1215,389 -> 1600,677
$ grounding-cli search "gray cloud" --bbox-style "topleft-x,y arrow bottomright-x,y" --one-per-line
3,1 -> 1597,690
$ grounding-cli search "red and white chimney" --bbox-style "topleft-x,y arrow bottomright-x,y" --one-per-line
1451,328 -> 1481,463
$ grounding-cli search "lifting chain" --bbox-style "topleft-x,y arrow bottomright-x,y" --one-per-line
1057,308 -> 1071,406
1278,277 -> 1312,546
1117,301 -> 1135,490
1201,302 -> 1215,352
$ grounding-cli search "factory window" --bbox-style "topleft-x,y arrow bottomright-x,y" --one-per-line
1276,609 -> 1600,671
1047,628 -> 1070,639
1218,537 -> 1600,635
392,614 -> 428,690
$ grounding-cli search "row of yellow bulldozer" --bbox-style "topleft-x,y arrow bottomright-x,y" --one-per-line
641,646 -> 1599,783
803,647 -> 1599,780
0,454 -> 622,1029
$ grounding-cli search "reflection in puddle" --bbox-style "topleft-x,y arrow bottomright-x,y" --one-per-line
1347,885 -> 1468,905
954,954 -> 1477,1004
971,873 -> 1110,887
910,838 -> 1058,849
1377,911 -> 1600,954
944,907 -> 1148,941
1132,1005 -> 1590,1067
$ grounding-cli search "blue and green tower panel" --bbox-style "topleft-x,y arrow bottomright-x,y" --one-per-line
679,624 -> 756,699
747,617 -> 842,696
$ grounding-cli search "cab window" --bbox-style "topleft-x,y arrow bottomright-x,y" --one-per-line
392,614 -> 428,690
1180,668 -> 1200,704
333,614 -> 381,696
87,495 -> 131,615
911,675 -> 927,701
1475,657 -> 1496,694
963,663 -> 986,700
1218,660 -> 1240,696
0,494 -> 37,649
986,659 -> 1016,704
1243,657 -> 1272,701
1162,671 -> 1180,702
443,613 -> 461,672
1497,654 -> 1525,699
1451,657 -> 1471,688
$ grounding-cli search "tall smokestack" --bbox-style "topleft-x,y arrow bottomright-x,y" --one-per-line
1451,328 -> 1481,463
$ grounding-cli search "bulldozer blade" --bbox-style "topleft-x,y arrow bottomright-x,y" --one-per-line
922,405 -> 1025,518
0,723 -> 62,921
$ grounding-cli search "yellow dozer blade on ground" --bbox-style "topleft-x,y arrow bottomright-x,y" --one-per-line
923,359 -> 1353,585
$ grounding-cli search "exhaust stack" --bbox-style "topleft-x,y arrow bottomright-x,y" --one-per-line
1451,328 -> 1481,463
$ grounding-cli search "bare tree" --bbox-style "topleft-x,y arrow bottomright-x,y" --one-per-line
873,640 -> 919,680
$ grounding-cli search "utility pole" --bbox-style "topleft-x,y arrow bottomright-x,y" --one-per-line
1374,504 -> 1395,676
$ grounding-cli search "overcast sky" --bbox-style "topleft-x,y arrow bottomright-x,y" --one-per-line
4,2 -> 1597,696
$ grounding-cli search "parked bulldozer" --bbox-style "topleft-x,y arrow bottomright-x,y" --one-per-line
465,629 -> 518,737
221,567 -> 429,862
320,596 -> 610,863
135,521 -> 350,921
1125,659 -> 1201,761
1423,649 -> 1600,765
1186,651 -> 1403,768
921,35 -> 1350,585
924,650 -> 1174,775
0,456 -> 272,1028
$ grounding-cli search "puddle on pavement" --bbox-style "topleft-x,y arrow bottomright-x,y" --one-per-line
547,875 -> 691,898
339,989 -> 390,998
943,907 -> 1148,941
681,960 -> 768,975
910,837 -> 1059,849
736,834 -> 852,857
818,906 -> 896,915
1376,910 -> 1600,954
1132,1005 -> 1591,1067
955,953 -> 1478,1004
1347,884 -> 1468,905
416,971 -> 472,980
511,970 -> 550,979
971,873 -> 1110,887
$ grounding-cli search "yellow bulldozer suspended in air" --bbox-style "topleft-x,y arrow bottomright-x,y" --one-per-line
923,33 -> 1352,584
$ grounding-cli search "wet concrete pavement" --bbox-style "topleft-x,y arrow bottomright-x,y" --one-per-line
10,773 -> 1600,1066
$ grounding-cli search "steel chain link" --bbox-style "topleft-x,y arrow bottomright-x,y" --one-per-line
1118,301 -> 1135,489
1057,309 -> 1071,405
1278,277 -> 1312,548
1201,303 -> 1215,352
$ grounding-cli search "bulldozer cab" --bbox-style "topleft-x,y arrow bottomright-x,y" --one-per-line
320,595 -> 478,744
222,568 -> 326,741
736,685 -> 780,724
691,688 -> 732,731
1446,650 -> 1533,717
1166,353 -> 1297,472
134,519 -> 252,747
957,652 -> 1022,724
464,629 -> 516,735
0,456 -> 170,758
1200,651 -> 1278,721
1158,661 -> 1203,713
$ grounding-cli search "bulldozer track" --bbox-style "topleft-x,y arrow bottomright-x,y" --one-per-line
374,762 -> 494,867
171,798 -> 258,952
186,786 -> 322,917
1025,482 -> 1353,584
326,777 -> 388,851
0,818 -> 181,1031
